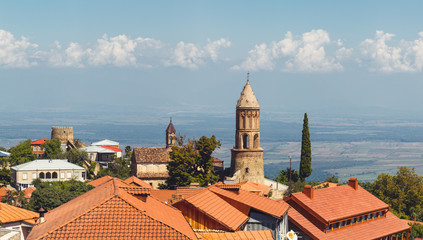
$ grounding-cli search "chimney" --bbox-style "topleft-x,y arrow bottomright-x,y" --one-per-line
348,178 -> 358,190
303,185 -> 314,200
38,208 -> 47,224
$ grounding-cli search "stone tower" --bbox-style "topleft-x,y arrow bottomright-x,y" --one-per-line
231,80 -> 264,184
51,126 -> 74,144
166,119 -> 176,148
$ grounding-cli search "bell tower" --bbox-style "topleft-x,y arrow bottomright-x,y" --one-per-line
231,76 -> 264,184
166,118 -> 176,149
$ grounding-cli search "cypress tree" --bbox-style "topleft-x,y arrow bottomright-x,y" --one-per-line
299,113 -> 312,181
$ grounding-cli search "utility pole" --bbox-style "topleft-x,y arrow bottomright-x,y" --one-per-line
289,155 -> 292,188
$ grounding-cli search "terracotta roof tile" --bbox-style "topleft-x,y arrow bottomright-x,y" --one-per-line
288,185 -> 389,222
196,230 -> 274,240
289,207 -> 410,240
27,178 -> 197,240
0,202 -> 39,225
208,186 -> 289,218
23,186 -> 36,199
132,147 -> 171,164
0,187 -> 8,199
151,189 -> 177,203
176,189 -> 249,231
176,187 -> 204,199
119,186 -> 151,195
124,176 -> 152,188
86,175 -> 115,187
239,181 -> 271,196
31,138 -> 50,145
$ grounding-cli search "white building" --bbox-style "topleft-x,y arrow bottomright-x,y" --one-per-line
10,159 -> 86,190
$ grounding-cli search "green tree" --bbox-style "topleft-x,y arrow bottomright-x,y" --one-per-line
0,146 -> 7,152
41,138 -> 62,159
1,190 -> 30,209
166,135 -> 221,188
325,175 -> 339,183
299,113 -> 312,181
96,156 -> 131,180
30,179 -> 94,210
0,167 -> 12,187
410,223 -> 423,240
274,168 -> 300,185
125,146 -> 132,158
371,167 -> 423,220
63,149 -> 89,166
9,139 -> 36,166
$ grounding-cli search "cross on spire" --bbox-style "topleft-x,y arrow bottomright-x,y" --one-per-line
247,72 -> 250,82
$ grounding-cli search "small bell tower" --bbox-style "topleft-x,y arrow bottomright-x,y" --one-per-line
166,118 -> 176,148
231,74 -> 264,184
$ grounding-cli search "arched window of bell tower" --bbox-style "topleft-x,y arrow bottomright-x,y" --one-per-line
254,134 -> 259,149
243,134 -> 249,149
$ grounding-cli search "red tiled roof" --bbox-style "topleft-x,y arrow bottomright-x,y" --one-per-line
119,186 -> 151,195
0,187 -> 8,199
23,186 -> 36,199
289,208 -> 410,240
208,185 -> 289,218
196,230 -> 274,240
212,157 -> 223,163
132,147 -> 172,163
31,138 -> 50,145
176,187 -> 204,199
151,189 -> 177,203
286,185 -> 389,223
0,202 -> 38,225
175,189 -> 249,231
101,145 -> 122,152
239,181 -> 271,196
124,176 -> 152,188
27,178 -> 197,240
86,175 -> 115,187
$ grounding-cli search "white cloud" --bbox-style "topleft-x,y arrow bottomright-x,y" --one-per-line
360,31 -> 423,72
166,38 -> 231,69
233,29 -> 344,72
0,30 -> 38,68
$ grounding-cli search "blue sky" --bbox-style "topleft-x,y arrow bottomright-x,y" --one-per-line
1,1 -> 423,120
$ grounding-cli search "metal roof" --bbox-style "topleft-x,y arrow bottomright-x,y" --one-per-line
0,151 -> 11,157
11,159 -> 85,171
91,139 -> 119,146
79,145 -> 115,153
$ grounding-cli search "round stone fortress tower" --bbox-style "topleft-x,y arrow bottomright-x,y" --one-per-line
230,79 -> 264,184
51,126 -> 74,144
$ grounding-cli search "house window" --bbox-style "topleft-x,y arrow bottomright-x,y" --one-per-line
61,172 -> 65,179
333,222 -> 339,229
368,214 -> 373,220
74,172 -> 79,178
67,172 -> 71,178
82,172 -> 85,180
32,173 -> 37,179
22,173 -> 27,180
374,212 -> 379,218
380,211 -> 385,217
339,221 -> 345,227
363,215 -> 368,222
90,153 -> 94,159
245,168 -> 249,173
346,219 -> 351,226
351,218 -> 356,225
357,216 -> 362,223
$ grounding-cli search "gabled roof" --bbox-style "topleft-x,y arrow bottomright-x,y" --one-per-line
196,230 -> 274,240
176,189 -> 249,231
288,207 -> 411,240
286,185 -> 389,223
236,81 -> 260,109
124,176 -> 152,188
11,159 -> 85,171
23,186 -> 36,199
0,202 -> 38,225
28,178 -> 197,240
208,185 -> 289,218
31,138 -> 50,145
91,139 -> 119,146
87,175 -> 115,187
151,189 -> 177,203
132,147 -> 172,163
239,181 -> 271,196
100,145 -> 122,152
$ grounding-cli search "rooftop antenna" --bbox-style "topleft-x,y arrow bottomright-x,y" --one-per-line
247,72 -> 250,82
